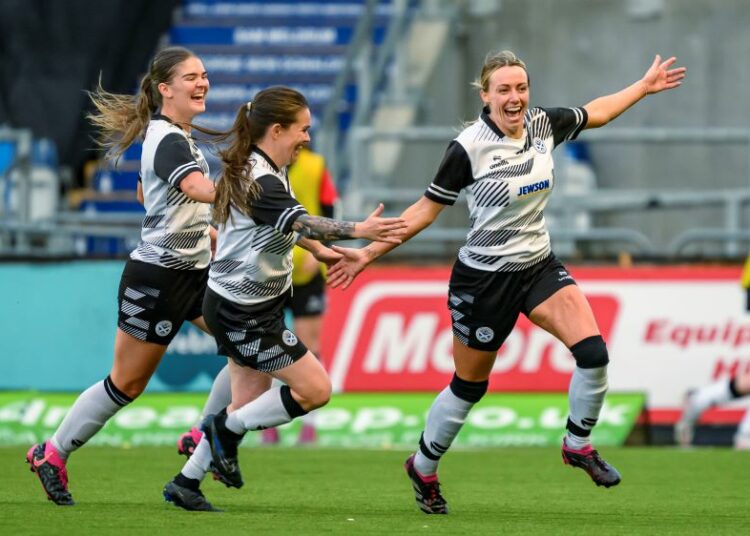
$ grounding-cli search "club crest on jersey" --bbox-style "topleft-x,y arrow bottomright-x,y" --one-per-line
533,137 -> 547,153
155,320 -> 173,337
476,326 -> 495,343
282,330 -> 298,346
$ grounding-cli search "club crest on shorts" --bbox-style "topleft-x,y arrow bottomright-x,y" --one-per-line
476,326 -> 494,343
282,330 -> 298,346
155,320 -> 172,337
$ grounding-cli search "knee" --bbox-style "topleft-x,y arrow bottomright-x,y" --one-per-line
303,378 -> 332,411
570,335 -> 609,369
449,373 -> 489,403
109,375 -> 146,400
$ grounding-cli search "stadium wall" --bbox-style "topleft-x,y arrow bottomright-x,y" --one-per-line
2,261 -> 749,419
390,0 -> 750,249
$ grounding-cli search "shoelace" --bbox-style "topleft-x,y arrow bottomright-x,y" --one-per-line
423,480 -> 445,504
588,450 -> 609,471
40,465 -> 71,496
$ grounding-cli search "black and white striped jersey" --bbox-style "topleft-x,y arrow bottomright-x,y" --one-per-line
208,148 -> 308,305
425,106 -> 587,272
131,114 -> 212,270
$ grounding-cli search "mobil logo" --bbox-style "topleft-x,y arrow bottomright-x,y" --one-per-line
323,268 -> 619,392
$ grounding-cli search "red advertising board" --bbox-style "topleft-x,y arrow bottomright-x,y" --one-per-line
321,265 -> 750,422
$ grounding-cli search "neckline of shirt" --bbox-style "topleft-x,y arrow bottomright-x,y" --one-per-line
480,106 -> 526,143
251,145 -> 281,173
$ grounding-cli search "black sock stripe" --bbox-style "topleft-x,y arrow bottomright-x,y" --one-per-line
449,373 -> 488,403
418,433 -> 441,461
279,385 -> 307,419
104,376 -> 133,407
729,377 -> 742,398
566,417 -> 592,437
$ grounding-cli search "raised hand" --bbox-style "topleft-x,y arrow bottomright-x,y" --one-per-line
641,54 -> 686,94
327,245 -> 372,289
354,203 -> 407,244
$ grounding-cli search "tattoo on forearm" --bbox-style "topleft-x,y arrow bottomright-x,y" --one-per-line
293,214 -> 355,240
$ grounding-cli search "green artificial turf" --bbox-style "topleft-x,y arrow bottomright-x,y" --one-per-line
1,446 -> 748,535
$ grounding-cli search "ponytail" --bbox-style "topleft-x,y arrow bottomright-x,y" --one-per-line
213,106 -> 263,225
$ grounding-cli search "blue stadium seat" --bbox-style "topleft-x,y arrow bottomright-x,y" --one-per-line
79,199 -> 144,213
0,140 -> 15,177
93,169 -> 140,193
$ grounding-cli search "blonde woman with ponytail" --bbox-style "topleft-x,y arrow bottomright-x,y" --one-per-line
26,47 -> 242,506
163,86 -> 407,511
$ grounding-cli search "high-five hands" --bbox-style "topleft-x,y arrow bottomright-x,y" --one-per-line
353,203 -> 407,244
326,246 -> 372,290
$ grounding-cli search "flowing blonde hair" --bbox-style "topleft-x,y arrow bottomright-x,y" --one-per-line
87,46 -> 197,161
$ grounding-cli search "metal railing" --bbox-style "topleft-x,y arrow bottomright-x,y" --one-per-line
345,126 -> 750,259
318,0 -> 413,183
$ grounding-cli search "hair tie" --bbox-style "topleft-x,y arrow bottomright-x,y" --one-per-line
246,101 -> 253,112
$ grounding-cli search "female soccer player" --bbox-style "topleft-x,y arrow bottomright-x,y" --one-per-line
163,86 -> 407,511
328,50 -> 686,514
26,46 -> 236,505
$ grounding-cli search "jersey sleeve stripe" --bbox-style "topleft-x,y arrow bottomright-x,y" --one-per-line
426,183 -> 459,201
564,107 -> 587,142
276,205 -> 306,232
168,162 -> 203,187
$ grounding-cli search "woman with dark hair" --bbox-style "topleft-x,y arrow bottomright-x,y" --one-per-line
26,46 -> 238,505
163,86 -> 407,511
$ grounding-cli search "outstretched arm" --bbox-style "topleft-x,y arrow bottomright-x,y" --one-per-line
327,196 -> 446,289
292,203 -> 406,243
296,237 -> 343,267
584,54 -> 686,129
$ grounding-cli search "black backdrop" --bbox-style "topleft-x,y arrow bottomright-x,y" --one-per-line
0,0 -> 180,184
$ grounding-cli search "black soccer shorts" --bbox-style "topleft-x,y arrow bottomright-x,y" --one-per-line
203,288 -> 308,373
447,253 -> 577,351
117,259 -> 208,344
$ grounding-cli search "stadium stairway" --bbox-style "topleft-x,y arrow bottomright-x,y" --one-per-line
79,0 -> 396,255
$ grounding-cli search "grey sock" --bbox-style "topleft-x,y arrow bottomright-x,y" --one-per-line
225,386 -> 292,434
51,376 -> 131,458
566,366 -> 608,449
414,386 -> 473,476
200,364 -> 232,421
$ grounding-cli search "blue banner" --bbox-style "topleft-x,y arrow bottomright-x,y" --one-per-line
0,261 -> 225,392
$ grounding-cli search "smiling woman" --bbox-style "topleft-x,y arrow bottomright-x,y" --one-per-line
25,46 -> 237,508
326,48 -> 687,514
161,85 -> 408,511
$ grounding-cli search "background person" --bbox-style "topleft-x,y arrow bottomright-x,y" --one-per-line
675,253 -> 750,448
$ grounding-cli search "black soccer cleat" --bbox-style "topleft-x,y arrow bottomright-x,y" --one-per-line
163,480 -> 221,512
26,442 -> 75,506
201,414 -> 244,489
404,454 -> 448,514
177,426 -> 236,487
561,441 -> 622,488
